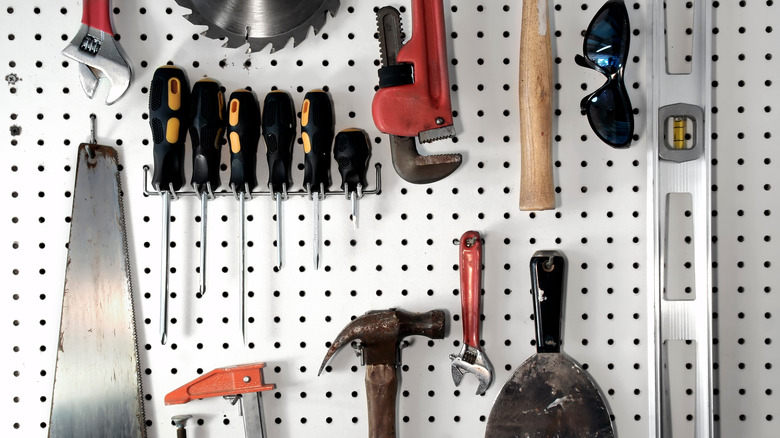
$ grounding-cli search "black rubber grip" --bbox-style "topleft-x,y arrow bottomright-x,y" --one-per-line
226,90 -> 261,193
301,90 -> 334,194
190,79 -> 225,191
262,91 -> 296,194
149,66 -> 190,192
530,253 -> 566,354
334,129 -> 371,193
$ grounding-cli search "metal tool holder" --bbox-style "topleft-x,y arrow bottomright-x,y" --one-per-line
2,1 -> 779,437
649,0 -> 713,436
141,163 -> 382,200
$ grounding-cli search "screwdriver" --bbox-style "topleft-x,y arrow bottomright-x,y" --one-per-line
149,65 -> 191,345
262,91 -> 296,270
301,90 -> 335,269
226,89 -> 260,344
334,129 -> 371,229
190,79 -> 226,296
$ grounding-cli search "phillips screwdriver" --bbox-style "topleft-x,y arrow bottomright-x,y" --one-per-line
262,90 -> 297,270
227,89 -> 260,344
149,65 -> 190,345
301,90 -> 334,269
190,79 -> 226,297
334,129 -> 371,229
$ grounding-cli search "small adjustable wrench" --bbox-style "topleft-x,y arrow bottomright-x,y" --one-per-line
62,0 -> 132,105
450,231 -> 493,395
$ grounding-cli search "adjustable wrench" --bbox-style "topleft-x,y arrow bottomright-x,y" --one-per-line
450,231 -> 493,395
62,0 -> 132,105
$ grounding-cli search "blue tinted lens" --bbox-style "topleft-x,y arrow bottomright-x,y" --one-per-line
585,3 -> 629,73
586,82 -> 633,147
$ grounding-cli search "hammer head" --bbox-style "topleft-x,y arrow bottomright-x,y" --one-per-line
319,309 -> 446,375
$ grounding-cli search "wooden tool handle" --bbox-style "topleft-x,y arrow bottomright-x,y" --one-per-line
519,0 -> 555,211
365,364 -> 398,438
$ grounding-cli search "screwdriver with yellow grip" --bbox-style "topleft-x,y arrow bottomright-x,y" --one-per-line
149,65 -> 191,345
227,89 -> 260,344
301,90 -> 335,269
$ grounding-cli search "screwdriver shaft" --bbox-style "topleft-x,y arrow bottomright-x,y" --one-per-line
350,191 -> 358,229
159,191 -> 171,345
275,192 -> 283,269
313,190 -> 320,269
199,191 -> 208,295
239,191 -> 246,344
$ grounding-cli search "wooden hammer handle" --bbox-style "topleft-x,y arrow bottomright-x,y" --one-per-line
365,364 -> 398,438
519,0 -> 555,211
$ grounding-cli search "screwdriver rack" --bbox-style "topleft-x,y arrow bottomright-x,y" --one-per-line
141,163 -> 383,199
2,1 -> 779,438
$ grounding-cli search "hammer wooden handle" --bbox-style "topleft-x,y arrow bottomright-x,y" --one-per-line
365,364 -> 398,438
519,0 -> 555,211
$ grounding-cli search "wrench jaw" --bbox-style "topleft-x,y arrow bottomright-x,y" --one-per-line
449,344 -> 494,395
62,24 -> 132,105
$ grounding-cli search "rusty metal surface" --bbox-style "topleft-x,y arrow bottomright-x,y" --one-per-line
485,353 -> 614,438
319,309 -> 446,372
49,144 -> 144,438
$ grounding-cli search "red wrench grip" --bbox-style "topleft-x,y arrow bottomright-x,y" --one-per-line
372,0 -> 453,137
459,231 -> 482,349
82,0 -> 114,35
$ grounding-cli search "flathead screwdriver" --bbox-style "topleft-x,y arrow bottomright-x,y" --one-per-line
149,65 -> 191,345
262,91 -> 296,270
334,129 -> 371,229
301,90 -> 335,269
227,89 -> 260,344
190,79 -> 226,296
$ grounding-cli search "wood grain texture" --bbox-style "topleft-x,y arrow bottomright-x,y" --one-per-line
519,0 -> 555,211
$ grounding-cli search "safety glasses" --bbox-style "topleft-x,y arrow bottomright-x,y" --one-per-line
575,0 -> 634,148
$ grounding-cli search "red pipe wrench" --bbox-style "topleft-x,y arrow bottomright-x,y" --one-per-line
372,0 -> 455,143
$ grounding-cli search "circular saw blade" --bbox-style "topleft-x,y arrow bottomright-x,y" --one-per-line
175,0 -> 340,53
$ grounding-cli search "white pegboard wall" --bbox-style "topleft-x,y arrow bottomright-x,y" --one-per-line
0,1 -> 657,437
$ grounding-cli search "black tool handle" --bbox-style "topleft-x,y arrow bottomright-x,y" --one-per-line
190,79 -> 225,191
334,128 -> 371,193
149,66 -> 190,192
262,90 -> 296,193
226,90 -> 260,193
301,90 -> 334,194
530,250 -> 566,353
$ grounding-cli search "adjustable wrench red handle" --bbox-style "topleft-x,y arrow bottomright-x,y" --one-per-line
372,0 -> 453,138
459,231 -> 482,348
82,0 -> 114,35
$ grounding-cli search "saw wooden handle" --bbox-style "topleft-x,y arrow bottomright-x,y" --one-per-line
519,0 -> 555,211
365,364 -> 398,438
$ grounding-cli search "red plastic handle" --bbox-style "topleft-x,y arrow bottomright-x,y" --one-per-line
164,363 -> 275,405
371,0 -> 453,137
82,0 -> 114,35
459,231 -> 482,348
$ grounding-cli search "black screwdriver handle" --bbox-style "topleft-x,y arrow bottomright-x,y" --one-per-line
262,90 -> 296,194
301,90 -> 334,194
190,79 -> 226,192
227,89 -> 261,193
334,128 -> 371,193
150,66 -> 190,192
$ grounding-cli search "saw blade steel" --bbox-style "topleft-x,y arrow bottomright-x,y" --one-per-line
49,144 -> 144,438
174,0 -> 340,52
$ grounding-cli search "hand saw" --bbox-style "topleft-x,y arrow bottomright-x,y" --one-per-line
49,143 -> 145,438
